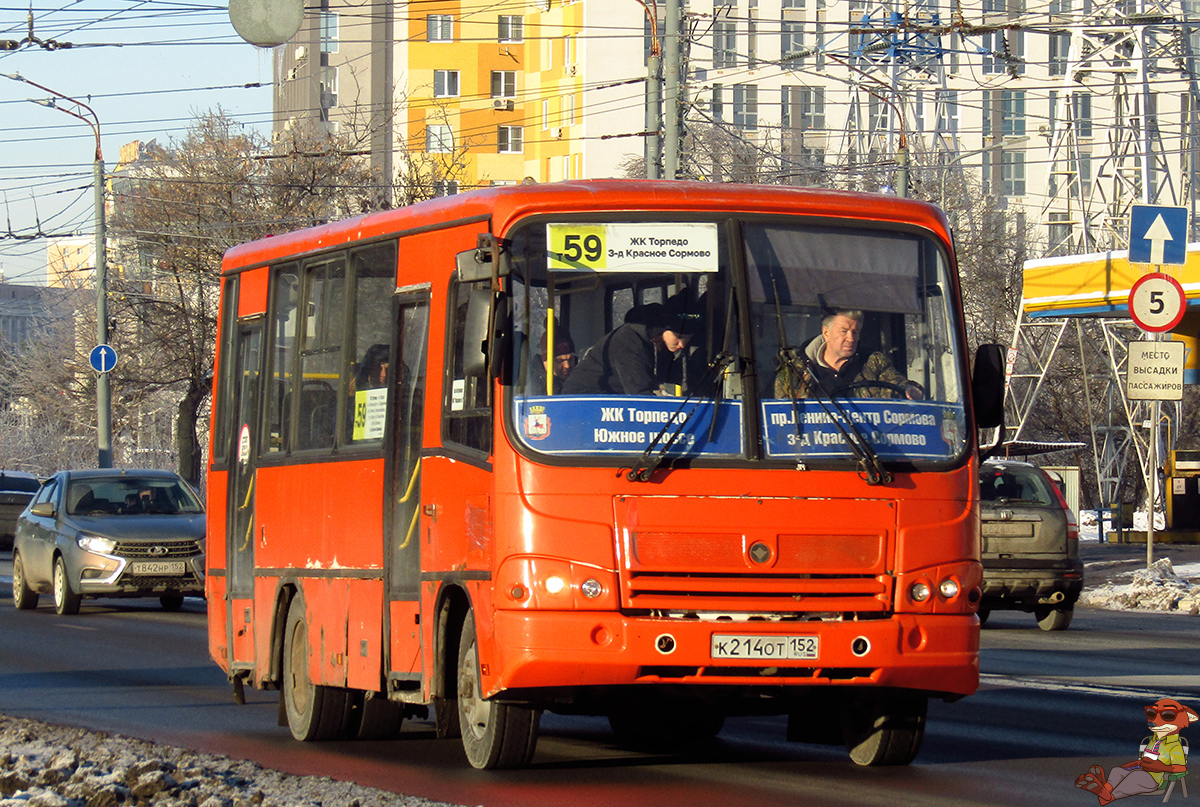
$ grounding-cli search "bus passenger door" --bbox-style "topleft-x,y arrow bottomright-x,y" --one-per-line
226,320 -> 262,675
384,292 -> 430,687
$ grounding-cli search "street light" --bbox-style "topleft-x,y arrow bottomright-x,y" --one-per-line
2,72 -> 112,468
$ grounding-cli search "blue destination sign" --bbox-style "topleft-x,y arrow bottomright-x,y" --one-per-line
761,399 -> 964,461
513,396 -> 744,456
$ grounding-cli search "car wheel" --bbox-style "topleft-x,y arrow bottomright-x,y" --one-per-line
53,556 -> 81,616
1035,605 -> 1073,631
281,597 -> 351,741
159,592 -> 185,611
457,609 -> 540,769
841,690 -> 927,766
11,551 -> 38,610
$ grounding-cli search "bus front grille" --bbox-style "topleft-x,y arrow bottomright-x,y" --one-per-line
623,571 -> 893,613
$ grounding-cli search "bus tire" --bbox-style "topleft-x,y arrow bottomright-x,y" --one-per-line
841,691 -> 926,766
355,693 -> 404,740
12,551 -> 38,610
457,610 -> 539,769
282,600 -> 351,741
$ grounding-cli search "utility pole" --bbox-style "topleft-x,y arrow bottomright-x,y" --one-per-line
637,0 -> 662,179
3,73 -> 111,467
663,0 -> 682,178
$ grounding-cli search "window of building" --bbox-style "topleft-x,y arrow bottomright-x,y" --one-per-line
848,0 -> 867,52
937,89 -> 958,134
498,15 -> 524,42
1002,89 -> 1025,137
800,86 -> 826,129
781,21 -> 804,61
498,125 -> 524,153
434,70 -> 460,98
1049,31 -> 1069,75
1002,151 -> 1026,196
1049,212 -> 1072,253
426,124 -> 453,153
564,93 -> 576,125
1073,91 -> 1093,138
733,84 -> 758,131
321,11 -> 339,54
712,84 -> 724,121
563,34 -> 574,68
320,67 -> 338,111
427,14 -> 453,42
543,99 -> 551,130
433,180 -> 459,197
713,20 -> 737,68
491,71 -> 517,98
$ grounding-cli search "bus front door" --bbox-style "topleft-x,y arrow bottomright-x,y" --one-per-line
226,320 -> 262,679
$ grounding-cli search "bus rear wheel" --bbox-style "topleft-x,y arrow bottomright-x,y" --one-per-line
840,690 -> 926,766
456,610 -> 539,769
282,599 -> 351,741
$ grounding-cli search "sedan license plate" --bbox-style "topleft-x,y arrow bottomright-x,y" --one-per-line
711,634 -> 818,660
130,560 -> 186,575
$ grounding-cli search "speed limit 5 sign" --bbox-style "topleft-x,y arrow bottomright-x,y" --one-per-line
1128,272 -> 1187,333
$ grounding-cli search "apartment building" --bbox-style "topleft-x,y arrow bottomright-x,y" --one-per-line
273,0 -> 1200,254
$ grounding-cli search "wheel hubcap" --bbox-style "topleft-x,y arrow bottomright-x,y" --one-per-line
459,642 -> 489,739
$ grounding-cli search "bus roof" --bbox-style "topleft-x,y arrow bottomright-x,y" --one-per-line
220,180 -> 952,274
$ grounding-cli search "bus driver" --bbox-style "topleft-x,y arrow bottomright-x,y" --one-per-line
776,309 -> 924,400
563,305 -> 699,396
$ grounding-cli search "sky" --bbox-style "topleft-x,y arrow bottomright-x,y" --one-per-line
0,0 -> 276,286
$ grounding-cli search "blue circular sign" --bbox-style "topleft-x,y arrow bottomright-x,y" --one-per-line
89,344 -> 118,373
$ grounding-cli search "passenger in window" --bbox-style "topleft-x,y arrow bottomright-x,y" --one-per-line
528,329 -> 577,395
776,309 -> 923,400
562,304 -> 699,396
355,343 -> 390,390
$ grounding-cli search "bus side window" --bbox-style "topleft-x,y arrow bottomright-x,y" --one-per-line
296,257 -> 346,452
444,276 -> 493,455
347,242 -> 398,447
265,265 -> 299,454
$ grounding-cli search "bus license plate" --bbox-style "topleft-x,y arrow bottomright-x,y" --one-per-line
130,561 -> 186,575
711,635 -> 818,660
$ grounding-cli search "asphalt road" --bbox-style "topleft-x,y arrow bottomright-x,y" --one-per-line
0,545 -> 1197,807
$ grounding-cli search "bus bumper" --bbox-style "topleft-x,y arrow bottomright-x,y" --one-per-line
488,610 -> 978,700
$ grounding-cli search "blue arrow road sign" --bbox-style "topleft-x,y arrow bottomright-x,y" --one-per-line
89,344 -> 117,374
1129,204 -> 1189,265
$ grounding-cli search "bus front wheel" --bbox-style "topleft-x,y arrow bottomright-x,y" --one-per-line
841,690 -> 926,766
282,599 -> 351,741
456,610 -> 540,769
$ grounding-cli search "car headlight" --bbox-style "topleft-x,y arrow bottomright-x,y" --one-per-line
77,534 -> 117,554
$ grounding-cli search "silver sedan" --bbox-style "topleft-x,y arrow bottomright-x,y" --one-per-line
11,468 -> 205,615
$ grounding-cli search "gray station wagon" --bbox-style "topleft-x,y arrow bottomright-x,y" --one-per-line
978,459 -> 1082,630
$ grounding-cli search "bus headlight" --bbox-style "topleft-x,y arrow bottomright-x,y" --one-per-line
909,581 -> 932,603
939,577 -> 961,599
580,578 -> 604,599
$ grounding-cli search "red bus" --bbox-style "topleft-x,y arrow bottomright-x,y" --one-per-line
206,180 -> 1005,770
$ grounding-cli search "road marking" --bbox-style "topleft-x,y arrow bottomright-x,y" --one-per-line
981,672 -> 1200,699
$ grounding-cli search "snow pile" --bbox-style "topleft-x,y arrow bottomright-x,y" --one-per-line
1079,557 -> 1200,614
0,715 -> 456,807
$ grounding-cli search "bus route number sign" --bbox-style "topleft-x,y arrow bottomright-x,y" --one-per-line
547,222 -> 719,274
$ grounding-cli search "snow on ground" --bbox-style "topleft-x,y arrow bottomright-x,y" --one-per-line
1076,508 -> 1200,614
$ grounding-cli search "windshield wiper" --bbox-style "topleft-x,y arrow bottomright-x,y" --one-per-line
778,349 -> 892,486
627,352 -> 734,482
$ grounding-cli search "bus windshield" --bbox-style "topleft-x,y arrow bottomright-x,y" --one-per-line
508,216 -> 967,466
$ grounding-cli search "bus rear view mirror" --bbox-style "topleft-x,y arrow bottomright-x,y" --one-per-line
462,286 -> 491,379
972,343 -> 1005,430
